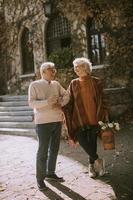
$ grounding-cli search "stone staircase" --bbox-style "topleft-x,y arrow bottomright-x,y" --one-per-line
0,95 -> 36,137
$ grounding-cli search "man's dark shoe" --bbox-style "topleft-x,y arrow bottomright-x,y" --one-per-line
37,180 -> 47,191
45,174 -> 64,182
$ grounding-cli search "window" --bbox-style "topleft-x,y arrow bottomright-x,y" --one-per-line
21,27 -> 34,74
46,15 -> 71,56
86,18 -> 107,65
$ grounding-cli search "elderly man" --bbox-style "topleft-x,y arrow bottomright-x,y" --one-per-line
28,62 -> 69,191
63,57 -> 109,178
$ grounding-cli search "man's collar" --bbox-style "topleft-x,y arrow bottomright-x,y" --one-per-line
41,78 -> 51,84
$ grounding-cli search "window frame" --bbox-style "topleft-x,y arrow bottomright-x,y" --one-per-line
86,18 -> 107,66
45,15 -> 71,56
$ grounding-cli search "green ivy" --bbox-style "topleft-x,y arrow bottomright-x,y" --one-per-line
48,47 -> 74,69
89,0 -> 133,76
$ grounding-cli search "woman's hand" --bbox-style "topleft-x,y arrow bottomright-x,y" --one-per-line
68,139 -> 79,147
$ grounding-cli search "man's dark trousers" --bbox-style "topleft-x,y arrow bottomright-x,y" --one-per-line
36,122 -> 62,181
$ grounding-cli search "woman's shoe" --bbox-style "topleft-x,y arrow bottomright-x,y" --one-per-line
94,158 -> 105,176
88,164 -> 97,178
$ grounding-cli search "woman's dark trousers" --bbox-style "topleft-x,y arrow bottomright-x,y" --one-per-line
76,127 -> 99,164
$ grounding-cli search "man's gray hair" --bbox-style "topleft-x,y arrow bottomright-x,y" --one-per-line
40,62 -> 55,76
73,57 -> 92,73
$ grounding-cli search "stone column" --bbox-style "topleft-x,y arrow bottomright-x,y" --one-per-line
71,19 -> 88,57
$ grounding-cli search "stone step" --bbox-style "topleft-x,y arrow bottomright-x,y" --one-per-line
0,110 -> 33,116
0,122 -> 35,129
0,95 -> 35,137
0,106 -> 32,112
0,95 -> 28,102
0,128 -> 36,137
0,101 -> 28,107
0,116 -> 33,122
0,127 -> 66,139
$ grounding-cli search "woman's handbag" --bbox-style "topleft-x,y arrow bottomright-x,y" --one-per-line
101,130 -> 115,150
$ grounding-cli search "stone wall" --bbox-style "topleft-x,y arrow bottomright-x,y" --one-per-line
105,87 -> 132,119
2,0 -> 47,94
2,0 -> 91,94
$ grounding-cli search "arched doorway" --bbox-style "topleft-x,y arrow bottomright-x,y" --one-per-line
21,27 -> 34,74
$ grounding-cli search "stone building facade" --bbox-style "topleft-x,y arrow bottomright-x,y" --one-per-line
0,0 -> 132,118
0,0 -> 46,94
0,0 -> 109,93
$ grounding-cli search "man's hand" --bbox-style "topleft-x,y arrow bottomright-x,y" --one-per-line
48,96 -> 58,106
52,102 -> 62,109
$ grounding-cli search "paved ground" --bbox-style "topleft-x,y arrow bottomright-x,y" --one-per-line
0,125 -> 133,200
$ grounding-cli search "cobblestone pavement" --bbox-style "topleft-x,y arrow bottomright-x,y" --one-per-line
0,125 -> 133,200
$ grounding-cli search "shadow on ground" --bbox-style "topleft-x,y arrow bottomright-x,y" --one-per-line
41,181 -> 86,200
59,125 -> 133,200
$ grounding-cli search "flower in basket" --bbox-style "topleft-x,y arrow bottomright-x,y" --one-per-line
98,121 -> 120,150
98,121 -> 120,133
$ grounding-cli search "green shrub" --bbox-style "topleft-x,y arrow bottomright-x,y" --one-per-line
48,47 -> 74,68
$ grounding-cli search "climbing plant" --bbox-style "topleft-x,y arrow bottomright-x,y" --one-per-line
48,47 -> 74,69
58,0 -> 132,77
86,0 -> 133,76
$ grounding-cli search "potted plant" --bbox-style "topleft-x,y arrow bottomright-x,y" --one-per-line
98,121 -> 120,150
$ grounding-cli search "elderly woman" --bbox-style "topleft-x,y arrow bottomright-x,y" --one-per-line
64,57 -> 109,178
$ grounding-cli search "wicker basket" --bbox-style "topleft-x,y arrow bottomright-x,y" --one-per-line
101,130 -> 115,150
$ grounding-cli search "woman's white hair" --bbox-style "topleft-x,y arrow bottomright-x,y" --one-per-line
40,62 -> 55,76
73,57 -> 92,74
